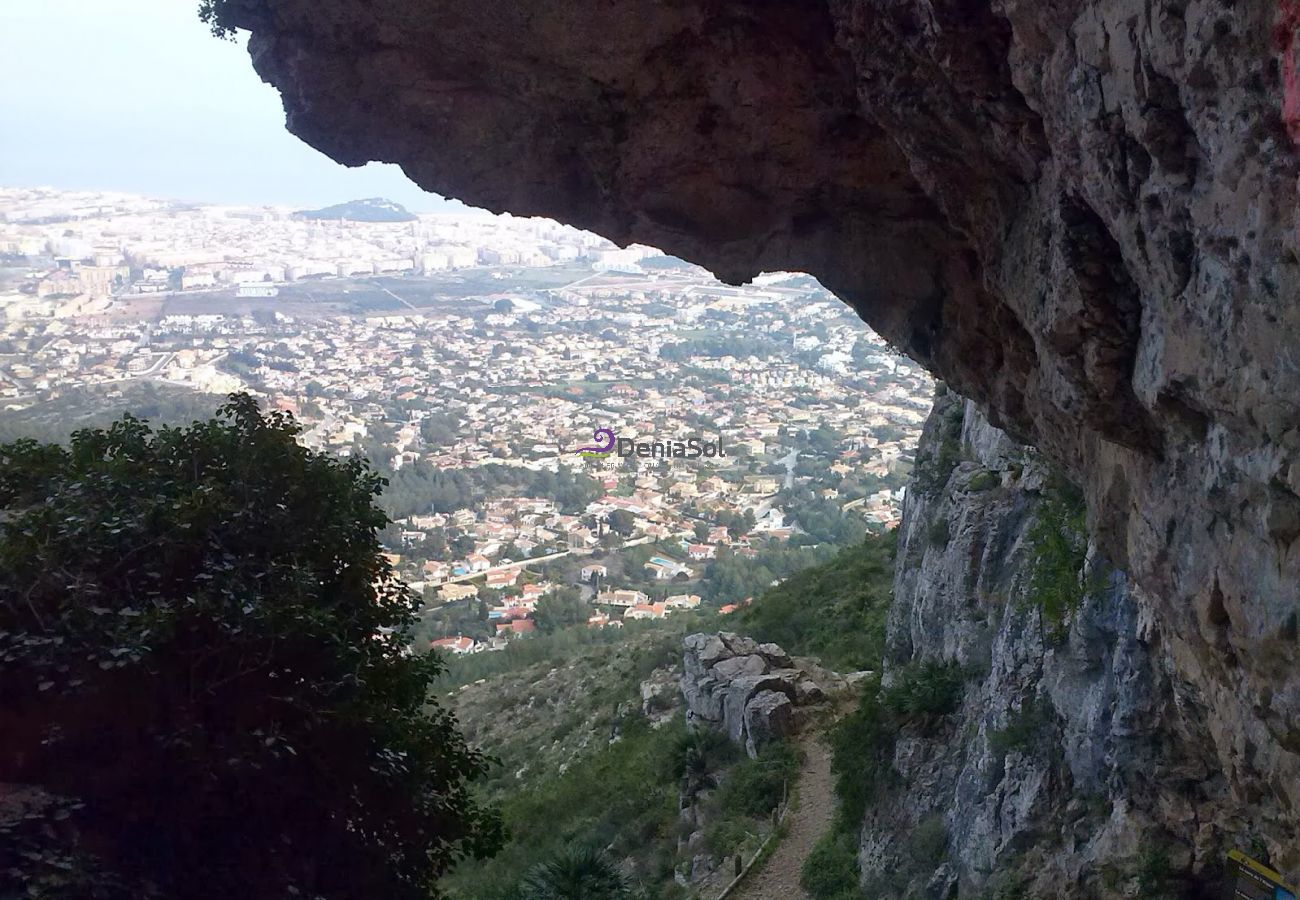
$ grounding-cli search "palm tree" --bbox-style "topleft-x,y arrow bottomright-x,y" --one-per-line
518,846 -> 630,899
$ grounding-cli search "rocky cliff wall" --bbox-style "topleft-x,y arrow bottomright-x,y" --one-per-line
210,0 -> 1300,875
874,389 -> 1245,896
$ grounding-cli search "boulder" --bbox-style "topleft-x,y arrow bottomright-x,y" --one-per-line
744,690 -> 796,757
680,633 -> 833,757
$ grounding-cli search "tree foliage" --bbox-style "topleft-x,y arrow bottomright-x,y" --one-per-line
0,395 -> 500,899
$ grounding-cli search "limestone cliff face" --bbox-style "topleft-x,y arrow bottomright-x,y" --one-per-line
876,390 -> 1240,895
214,0 -> 1300,874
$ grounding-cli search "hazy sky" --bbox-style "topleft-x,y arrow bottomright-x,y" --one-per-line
0,0 -> 467,212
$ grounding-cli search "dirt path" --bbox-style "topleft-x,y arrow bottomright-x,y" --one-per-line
730,739 -> 835,900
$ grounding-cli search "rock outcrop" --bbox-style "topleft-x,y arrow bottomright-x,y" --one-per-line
875,390 -> 1255,896
212,0 -> 1300,882
681,633 -> 835,758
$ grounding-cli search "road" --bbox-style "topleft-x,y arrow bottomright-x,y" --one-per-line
436,532 -> 666,586
777,448 -> 798,490
367,280 -> 422,312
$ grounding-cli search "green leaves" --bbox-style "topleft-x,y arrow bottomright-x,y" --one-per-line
0,393 -> 500,899
1024,469 -> 1090,639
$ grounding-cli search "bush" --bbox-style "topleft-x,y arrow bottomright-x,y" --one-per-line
828,678 -> 895,828
906,816 -> 949,870
928,517 -> 951,548
666,727 -> 738,785
988,696 -> 1054,755
1024,469 -> 1089,637
982,871 -> 1029,900
967,470 -> 1000,492
714,741 -> 799,819
446,712 -> 682,898
1135,844 -> 1173,894
882,661 -> 965,721
518,845 -> 631,899
801,831 -> 865,899
912,388 -> 966,496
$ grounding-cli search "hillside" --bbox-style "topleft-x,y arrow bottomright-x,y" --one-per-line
734,532 -> 895,674
292,197 -> 416,222
441,618 -> 853,899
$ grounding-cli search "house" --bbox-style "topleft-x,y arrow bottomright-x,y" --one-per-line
596,589 -> 649,608
423,560 -> 450,582
465,553 -> 491,572
625,603 -> 667,621
495,619 -> 537,638
742,475 -> 780,495
643,556 -> 692,581
719,604 -> 740,615
686,543 -> 716,561
699,476 -> 728,494
484,568 -> 520,588
566,528 -> 597,550
430,636 -> 477,655
665,594 -> 701,611
450,509 -> 477,528
707,526 -> 731,544
439,583 -> 478,602
580,564 -> 607,583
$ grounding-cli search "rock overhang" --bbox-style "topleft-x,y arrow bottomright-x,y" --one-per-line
215,0 -> 1300,841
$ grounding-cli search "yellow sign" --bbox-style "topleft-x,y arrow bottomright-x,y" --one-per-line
1228,850 -> 1297,899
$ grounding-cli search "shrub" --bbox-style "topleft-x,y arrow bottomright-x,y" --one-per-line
666,728 -> 737,785
801,831 -> 865,900
518,845 -> 631,899
198,0 -> 237,38
987,696 -> 1054,755
714,741 -> 798,819
982,871 -> 1030,900
913,389 -> 966,496
736,532 -> 895,671
967,470 -> 1000,492
1135,844 -> 1173,894
882,661 -> 965,721
928,517 -> 952,548
828,678 -> 895,828
907,816 -> 949,870
1024,469 -> 1089,637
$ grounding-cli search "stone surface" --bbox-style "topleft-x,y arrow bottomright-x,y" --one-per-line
871,394 -> 1254,895
681,633 -> 832,758
742,691 -> 796,759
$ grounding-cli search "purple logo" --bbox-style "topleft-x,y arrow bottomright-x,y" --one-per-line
577,427 -> 617,458
579,426 -> 618,457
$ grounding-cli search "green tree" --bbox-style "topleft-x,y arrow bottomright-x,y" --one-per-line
607,509 -> 636,537
0,395 -> 501,900
534,588 -> 586,634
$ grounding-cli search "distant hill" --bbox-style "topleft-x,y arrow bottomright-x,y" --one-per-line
293,198 -> 417,223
